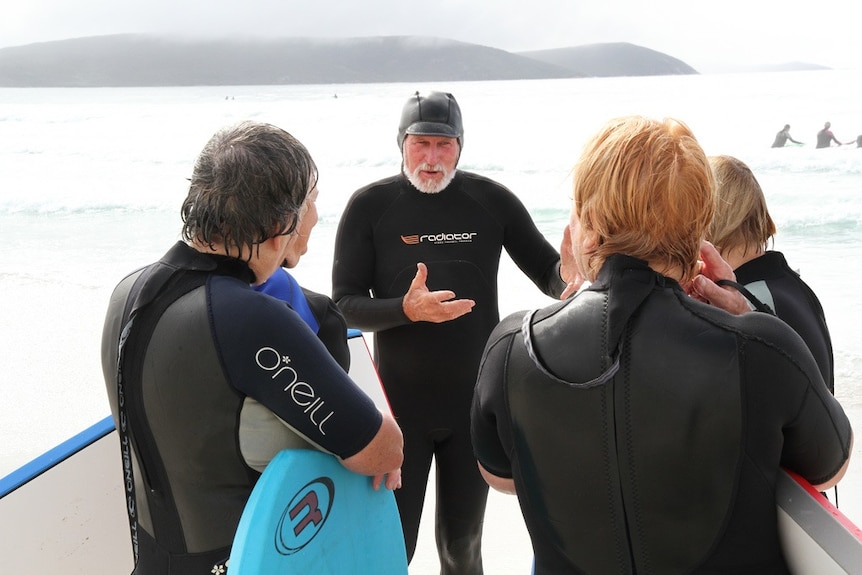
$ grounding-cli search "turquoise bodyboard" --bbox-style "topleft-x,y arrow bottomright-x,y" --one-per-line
229,448 -> 407,574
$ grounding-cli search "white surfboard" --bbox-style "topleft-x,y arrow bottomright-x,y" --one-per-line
777,468 -> 862,574
0,416 -> 131,574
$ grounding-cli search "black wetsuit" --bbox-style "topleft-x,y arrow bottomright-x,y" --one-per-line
734,251 -> 834,393
816,128 -> 839,148
332,171 -> 565,573
472,255 -> 851,575
772,130 -> 790,147
101,242 -> 382,575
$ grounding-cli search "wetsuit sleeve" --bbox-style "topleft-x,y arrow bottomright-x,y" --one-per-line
777,354 -> 851,484
208,277 -> 383,459
332,187 -> 413,332
334,294 -> 409,332
736,252 -> 835,393
471,313 -> 524,479
741,315 -> 852,485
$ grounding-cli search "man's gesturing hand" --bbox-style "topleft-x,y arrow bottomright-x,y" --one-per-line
402,263 -> 476,323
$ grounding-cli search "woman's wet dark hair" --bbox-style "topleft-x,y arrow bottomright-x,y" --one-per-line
181,121 -> 318,261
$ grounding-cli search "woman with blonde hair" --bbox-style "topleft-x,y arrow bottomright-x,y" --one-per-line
708,154 -> 834,392
471,116 -> 851,574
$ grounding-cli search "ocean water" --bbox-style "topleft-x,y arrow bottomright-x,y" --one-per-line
1,70 -> 860,572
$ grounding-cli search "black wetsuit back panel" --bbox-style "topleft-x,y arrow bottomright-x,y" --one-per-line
472,255 -> 851,574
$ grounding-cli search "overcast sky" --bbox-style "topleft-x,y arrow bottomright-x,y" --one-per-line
2,0 -> 857,71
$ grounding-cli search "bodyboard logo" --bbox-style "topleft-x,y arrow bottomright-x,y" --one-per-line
274,477 -> 335,555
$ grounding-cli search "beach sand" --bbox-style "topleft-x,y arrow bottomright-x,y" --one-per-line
409,467 -> 534,575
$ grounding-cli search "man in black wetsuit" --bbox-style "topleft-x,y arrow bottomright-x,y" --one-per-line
708,154 -> 835,393
471,116 -> 852,574
771,124 -> 802,147
101,121 -> 403,575
332,91 -> 570,574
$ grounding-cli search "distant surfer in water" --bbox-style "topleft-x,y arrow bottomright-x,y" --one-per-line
816,121 -> 847,148
771,123 -> 802,147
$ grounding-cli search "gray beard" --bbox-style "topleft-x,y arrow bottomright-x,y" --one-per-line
403,163 -> 457,194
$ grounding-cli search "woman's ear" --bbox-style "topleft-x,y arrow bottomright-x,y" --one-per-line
581,228 -> 599,254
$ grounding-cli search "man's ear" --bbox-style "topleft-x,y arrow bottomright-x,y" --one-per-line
273,231 -> 294,251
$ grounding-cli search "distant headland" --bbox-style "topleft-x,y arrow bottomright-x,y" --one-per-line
0,34 -> 829,88
0,35 -> 701,87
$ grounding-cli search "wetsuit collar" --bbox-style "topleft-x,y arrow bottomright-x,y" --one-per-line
129,242 -> 255,319
163,241 -> 256,283
733,251 -> 788,280
590,255 -> 676,358
522,255 -> 672,388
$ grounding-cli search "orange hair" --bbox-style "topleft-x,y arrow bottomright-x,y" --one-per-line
573,116 -> 715,283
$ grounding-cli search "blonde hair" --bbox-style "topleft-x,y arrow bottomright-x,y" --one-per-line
707,155 -> 775,258
573,116 -> 715,283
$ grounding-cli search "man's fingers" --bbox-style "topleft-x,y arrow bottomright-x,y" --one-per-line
431,290 -> 458,304
409,262 -> 428,290
442,299 -> 475,319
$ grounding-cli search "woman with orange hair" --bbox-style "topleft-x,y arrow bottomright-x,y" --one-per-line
471,116 -> 852,574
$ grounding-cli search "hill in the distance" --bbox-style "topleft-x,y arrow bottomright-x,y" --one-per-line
0,35 -> 700,87
519,42 -> 698,77
702,61 -> 831,74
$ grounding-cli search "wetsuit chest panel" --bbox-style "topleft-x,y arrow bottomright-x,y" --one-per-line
360,179 -> 514,385
372,184 -> 504,302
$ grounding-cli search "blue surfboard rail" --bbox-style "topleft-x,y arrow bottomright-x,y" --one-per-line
0,415 -> 115,498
